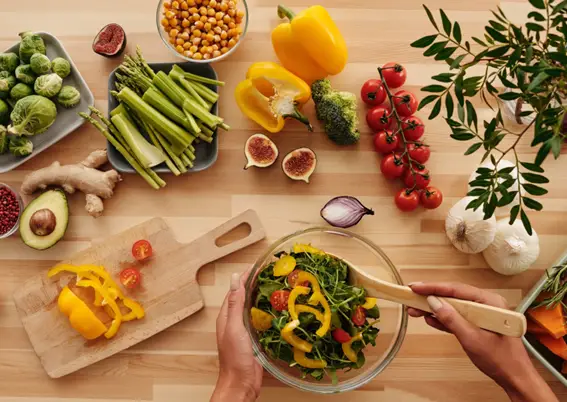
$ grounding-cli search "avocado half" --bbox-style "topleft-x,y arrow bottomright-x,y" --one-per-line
20,190 -> 69,250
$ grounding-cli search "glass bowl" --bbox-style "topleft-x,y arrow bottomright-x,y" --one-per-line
156,0 -> 249,64
0,183 -> 23,239
244,227 -> 408,394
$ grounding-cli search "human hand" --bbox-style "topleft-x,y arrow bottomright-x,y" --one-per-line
211,271 -> 262,402
408,282 -> 558,402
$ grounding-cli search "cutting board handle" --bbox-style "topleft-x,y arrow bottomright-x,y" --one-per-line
190,209 -> 266,266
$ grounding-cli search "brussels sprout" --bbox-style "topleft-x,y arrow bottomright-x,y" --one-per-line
10,83 -> 33,101
15,65 -> 36,85
30,53 -> 51,75
0,99 -> 9,125
9,136 -> 33,157
51,57 -> 71,78
0,125 -> 8,154
0,71 -> 16,98
56,85 -> 81,108
34,73 -> 62,98
0,53 -> 19,73
18,31 -> 46,64
8,95 -> 57,136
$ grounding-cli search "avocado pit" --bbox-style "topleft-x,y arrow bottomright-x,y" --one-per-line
30,208 -> 56,237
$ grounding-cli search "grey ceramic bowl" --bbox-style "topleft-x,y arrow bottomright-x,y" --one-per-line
107,62 -> 218,173
0,32 -> 95,173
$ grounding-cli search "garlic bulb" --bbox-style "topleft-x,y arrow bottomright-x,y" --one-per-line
483,219 -> 540,275
445,197 -> 497,254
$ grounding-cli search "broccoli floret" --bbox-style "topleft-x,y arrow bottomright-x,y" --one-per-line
311,79 -> 360,145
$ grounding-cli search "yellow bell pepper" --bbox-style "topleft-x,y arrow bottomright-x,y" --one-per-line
76,279 -> 123,339
282,320 -> 312,353
307,291 -> 332,337
292,243 -> 324,255
361,297 -> 377,310
57,286 -> 107,340
122,298 -> 146,321
295,305 -> 325,323
294,271 -> 321,294
235,61 -> 312,133
273,255 -> 297,277
293,348 -> 327,369
251,307 -> 273,331
342,332 -> 364,363
288,286 -> 311,320
272,5 -> 348,83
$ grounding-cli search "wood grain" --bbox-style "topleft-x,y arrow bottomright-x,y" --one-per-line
1,0 -> 567,400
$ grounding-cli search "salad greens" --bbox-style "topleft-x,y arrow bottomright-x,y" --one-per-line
253,246 -> 380,382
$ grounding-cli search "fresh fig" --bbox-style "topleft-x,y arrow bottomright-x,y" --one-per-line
282,147 -> 317,183
244,134 -> 279,169
93,23 -> 126,57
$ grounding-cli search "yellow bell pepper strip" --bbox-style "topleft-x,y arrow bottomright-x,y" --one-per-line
295,271 -> 321,294
122,298 -> 145,321
57,286 -> 108,340
235,62 -> 313,133
281,320 -> 313,353
307,291 -> 332,337
273,255 -> 297,277
361,297 -> 377,310
251,307 -> 273,331
295,304 -> 325,323
271,5 -> 348,83
293,348 -> 327,369
76,279 -> 123,339
288,286 -> 311,320
342,332 -> 364,363
292,243 -> 324,255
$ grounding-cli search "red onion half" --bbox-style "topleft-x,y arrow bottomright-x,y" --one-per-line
320,196 -> 374,228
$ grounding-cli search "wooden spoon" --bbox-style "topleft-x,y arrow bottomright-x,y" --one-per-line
345,259 -> 527,338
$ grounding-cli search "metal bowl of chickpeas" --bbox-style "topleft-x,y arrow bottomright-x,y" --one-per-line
157,0 -> 248,62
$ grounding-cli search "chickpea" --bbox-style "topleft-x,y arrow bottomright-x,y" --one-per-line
207,8 -> 216,16
195,0 -> 202,4
181,2 -> 189,10
204,53 -> 211,60
193,52 -> 203,60
165,10 -> 175,18
213,50 -> 221,58
184,42 -> 192,49
208,17 -> 217,25
176,38 -> 184,45
212,34 -> 219,42
190,45 -> 199,52
181,10 -> 189,18
220,39 -> 228,47
210,0 -> 217,7
181,31 -> 190,40
192,13 -> 201,21
200,15 -> 208,22
176,44 -> 184,53
228,1 -> 235,8
221,46 -> 229,54
181,18 -> 190,27
219,23 -> 228,31
172,1 -> 180,9
184,50 -> 194,58
201,31 -> 207,39
202,39 -> 210,46
188,0 -> 196,5
228,38 -> 236,48
199,6 -> 207,14
212,44 -> 219,50
170,28 -> 179,37
204,22 -> 212,31
222,14 -> 231,24
165,26 -> 172,33
200,46 -> 208,54
220,31 -> 228,40
205,33 -> 214,42
227,8 -> 235,16
214,11 -> 223,20
236,26 -> 243,34
227,28 -> 236,37
236,10 -> 244,19
220,2 -> 228,11
203,0 -> 209,5
164,1 -> 172,8
161,18 -> 169,27
228,21 -> 236,29
169,37 -> 176,45
192,37 -> 202,45
212,26 -> 221,34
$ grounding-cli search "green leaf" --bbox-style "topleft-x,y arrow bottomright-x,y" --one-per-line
440,9 -> 452,35
527,72 -> 550,92
548,52 -> 567,64
450,132 -> 475,141
550,136 -> 563,158
445,93 -> 454,118
520,161 -> 544,173
522,183 -> 548,196
526,22 -> 545,32
429,98 -> 442,119
485,45 -> 510,57
523,197 -> 543,211
466,100 -> 478,130
469,179 -> 492,187
468,188 -> 487,197
472,36 -> 487,46
453,21 -> 462,43
520,209 -> 533,236
528,11 -> 546,21
535,142 -> 551,165
423,5 -> 439,30
432,73 -> 455,83
457,103 -> 465,122
465,142 -> 482,155
489,20 -> 507,31
499,74 -> 518,89
450,54 -> 466,69
498,92 -> 521,100
498,166 -> 515,175
435,47 -> 457,61
424,41 -> 448,57
486,26 -> 508,42
521,172 -> 550,184
418,94 -> 438,110
529,0 -> 545,9
422,85 -> 446,93
552,0 -> 567,13
509,205 -> 520,224
411,34 -> 438,48
455,75 -> 464,106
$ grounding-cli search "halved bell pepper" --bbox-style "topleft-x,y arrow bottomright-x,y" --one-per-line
282,319 -> 313,352
57,286 -> 107,340
293,348 -> 327,369
288,286 -> 311,320
76,279 -> 123,339
307,291 -> 332,337
342,332 -> 364,363
235,61 -> 312,133
251,307 -> 273,331
362,297 -> 377,310
272,5 -> 348,83
273,255 -> 297,277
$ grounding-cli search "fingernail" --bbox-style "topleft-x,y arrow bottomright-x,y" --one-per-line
408,282 -> 422,287
230,273 -> 240,291
427,296 -> 443,312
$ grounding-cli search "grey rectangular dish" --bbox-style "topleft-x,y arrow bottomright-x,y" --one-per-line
516,251 -> 567,387
0,32 -> 95,173
107,62 -> 218,173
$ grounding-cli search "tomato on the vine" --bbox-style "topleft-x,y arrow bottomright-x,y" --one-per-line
402,116 -> 425,141
270,290 -> 290,311
393,90 -> 418,117
407,143 -> 430,164
361,79 -> 386,106
395,189 -> 420,212
420,186 -> 444,209
380,153 -> 405,179
373,130 -> 399,154
120,268 -> 142,289
381,62 -> 407,89
352,306 -> 367,326
332,328 -> 352,343
366,105 -> 392,131
403,166 -> 431,189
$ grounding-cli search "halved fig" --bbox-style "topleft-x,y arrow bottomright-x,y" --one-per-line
244,134 -> 279,169
93,23 -> 127,57
282,147 -> 317,183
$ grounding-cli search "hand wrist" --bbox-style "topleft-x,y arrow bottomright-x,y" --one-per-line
500,364 -> 558,402
211,372 -> 257,402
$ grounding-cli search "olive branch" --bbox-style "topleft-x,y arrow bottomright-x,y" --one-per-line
411,0 -> 567,235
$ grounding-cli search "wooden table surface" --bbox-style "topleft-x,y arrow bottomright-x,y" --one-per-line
2,0 -> 567,401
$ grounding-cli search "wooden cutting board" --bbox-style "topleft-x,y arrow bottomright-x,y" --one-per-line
13,209 -> 265,378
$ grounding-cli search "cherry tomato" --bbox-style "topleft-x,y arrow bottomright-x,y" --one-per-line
361,79 -> 386,106
132,240 -> 153,262
393,90 -> 418,117
287,269 -> 309,288
332,328 -> 352,344
270,290 -> 291,312
119,268 -> 142,289
381,62 -> 407,89
352,306 -> 367,326
373,130 -> 399,154
420,186 -> 444,209
366,105 -> 392,132
394,189 -> 420,212
402,116 -> 425,141
380,153 -> 405,179
407,143 -> 430,164
403,166 -> 431,189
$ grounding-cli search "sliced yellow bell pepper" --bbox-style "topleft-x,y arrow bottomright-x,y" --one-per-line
295,271 -> 321,294
57,286 -> 107,340
293,348 -> 327,369
307,291 -> 331,337
295,305 -> 325,323
273,255 -> 297,277
282,320 -> 312,353
288,286 -> 311,320
342,332 -> 364,363
251,307 -> 273,331
235,61 -> 312,133
292,243 -> 324,255
76,279 -> 123,339
272,5 -> 348,83
361,297 -> 377,310
122,298 -> 145,321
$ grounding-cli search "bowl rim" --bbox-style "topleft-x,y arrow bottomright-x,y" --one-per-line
155,0 -> 249,64
244,226 -> 408,394
0,183 -> 23,239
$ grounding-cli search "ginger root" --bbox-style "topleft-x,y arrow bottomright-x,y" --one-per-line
21,150 -> 122,218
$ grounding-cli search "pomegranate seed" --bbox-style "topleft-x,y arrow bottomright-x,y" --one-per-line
0,186 -> 20,236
